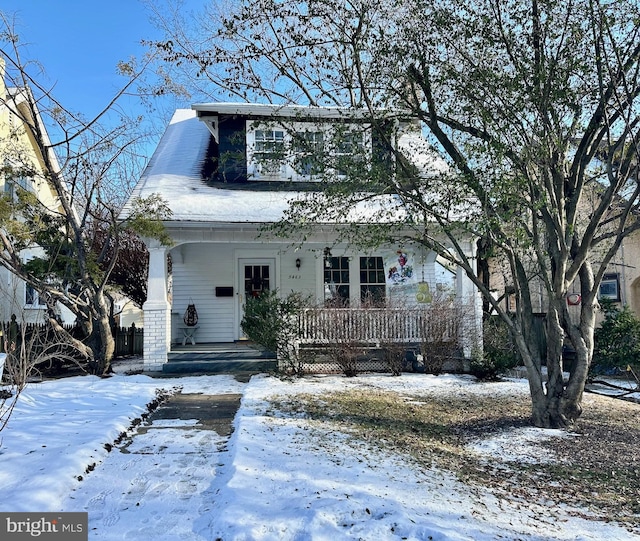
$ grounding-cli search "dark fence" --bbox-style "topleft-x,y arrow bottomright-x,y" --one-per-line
0,320 -> 143,358
113,323 -> 144,357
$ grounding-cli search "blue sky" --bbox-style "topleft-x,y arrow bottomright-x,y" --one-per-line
2,0 -> 198,124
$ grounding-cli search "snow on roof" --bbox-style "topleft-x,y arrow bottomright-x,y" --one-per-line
121,109 -> 296,223
121,107 -> 448,225
192,102 -> 375,120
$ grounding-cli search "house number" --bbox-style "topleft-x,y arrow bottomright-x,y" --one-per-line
288,274 -> 301,280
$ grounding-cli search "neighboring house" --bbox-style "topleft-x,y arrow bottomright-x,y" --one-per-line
121,103 -> 482,372
114,296 -> 143,328
0,59 -> 74,326
484,178 -> 640,342
599,228 -> 640,314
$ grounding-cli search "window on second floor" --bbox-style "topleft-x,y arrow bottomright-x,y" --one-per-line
335,131 -> 365,176
293,131 -> 325,176
254,129 -> 285,153
599,273 -> 620,302
248,122 -> 372,181
3,163 -> 33,200
254,129 -> 285,173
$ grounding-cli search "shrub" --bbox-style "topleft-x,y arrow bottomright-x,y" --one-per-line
381,343 -> 405,376
593,301 -> 640,375
419,294 -> 463,375
470,316 -> 520,381
241,290 -> 309,375
330,343 -> 360,377
320,307 -> 362,377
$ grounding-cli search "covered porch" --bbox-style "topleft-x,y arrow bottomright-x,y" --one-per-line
141,231 -> 482,372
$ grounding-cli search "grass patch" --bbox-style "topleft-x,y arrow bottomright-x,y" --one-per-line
270,387 -> 640,529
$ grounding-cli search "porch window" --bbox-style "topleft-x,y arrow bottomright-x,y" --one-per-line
324,256 -> 350,306
360,256 -> 386,304
599,273 -> 620,301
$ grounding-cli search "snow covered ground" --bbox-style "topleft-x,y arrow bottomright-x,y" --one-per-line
0,369 -> 638,540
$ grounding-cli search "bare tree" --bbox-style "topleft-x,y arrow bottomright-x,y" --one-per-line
0,12 -> 171,376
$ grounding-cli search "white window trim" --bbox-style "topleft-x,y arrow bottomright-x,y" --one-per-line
246,121 -> 371,182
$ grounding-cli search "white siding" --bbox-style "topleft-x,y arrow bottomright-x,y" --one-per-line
168,240 -> 473,346
279,252 -> 317,299
171,244 -> 237,343
170,243 -> 324,343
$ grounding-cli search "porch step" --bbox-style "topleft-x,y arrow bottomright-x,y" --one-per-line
164,345 -> 277,374
162,358 -> 278,374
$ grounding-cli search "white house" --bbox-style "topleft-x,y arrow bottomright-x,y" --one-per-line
121,103 -> 482,372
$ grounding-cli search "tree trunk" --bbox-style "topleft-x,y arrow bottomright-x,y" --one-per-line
537,300 -> 570,427
87,291 -> 115,376
521,292 -> 596,428
81,290 -> 115,376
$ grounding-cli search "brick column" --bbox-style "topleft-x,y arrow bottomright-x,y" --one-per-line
143,241 -> 170,371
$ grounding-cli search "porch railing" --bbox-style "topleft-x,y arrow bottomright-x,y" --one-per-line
296,306 -> 463,346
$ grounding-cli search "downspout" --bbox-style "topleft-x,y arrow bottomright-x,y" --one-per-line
620,242 -> 627,306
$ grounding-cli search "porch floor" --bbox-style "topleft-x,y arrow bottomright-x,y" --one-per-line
164,341 -> 277,375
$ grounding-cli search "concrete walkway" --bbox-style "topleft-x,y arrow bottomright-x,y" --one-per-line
142,392 -> 242,437
61,379 -> 247,540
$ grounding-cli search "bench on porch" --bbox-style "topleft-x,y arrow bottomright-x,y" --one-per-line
179,325 -> 199,346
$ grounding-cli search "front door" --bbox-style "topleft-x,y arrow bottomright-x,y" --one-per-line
238,259 -> 274,339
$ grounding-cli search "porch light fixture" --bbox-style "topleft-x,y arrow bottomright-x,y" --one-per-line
323,247 -> 332,268
296,258 -> 301,269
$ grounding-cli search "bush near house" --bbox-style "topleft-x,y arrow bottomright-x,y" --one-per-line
470,315 -> 521,381
592,300 -> 640,375
241,290 -> 310,375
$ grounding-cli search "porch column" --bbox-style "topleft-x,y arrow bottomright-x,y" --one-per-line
456,247 -> 483,360
142,241 -> 170,371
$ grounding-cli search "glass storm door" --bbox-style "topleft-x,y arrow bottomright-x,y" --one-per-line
238,259 -> 274,339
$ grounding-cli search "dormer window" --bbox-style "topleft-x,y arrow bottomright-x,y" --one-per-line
247,120 -> 371,181
253,129 -> 285,174
255,129 -> 284,157
335,131 -> 365,176
293,131 -> 325,177
337,131 -> 364,154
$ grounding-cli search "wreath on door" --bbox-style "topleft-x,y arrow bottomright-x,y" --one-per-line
183,299 -> 198,327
